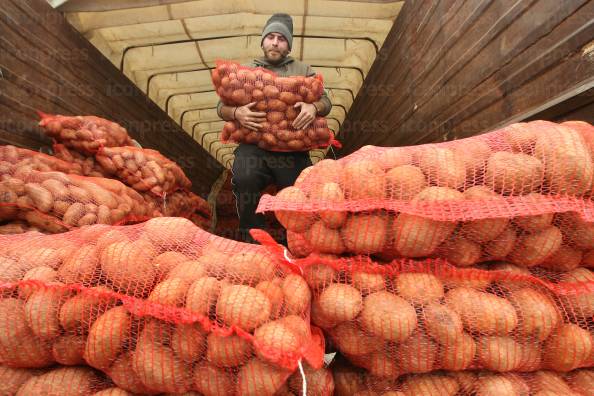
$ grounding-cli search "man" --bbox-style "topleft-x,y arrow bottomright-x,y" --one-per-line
217,13 -> 332,243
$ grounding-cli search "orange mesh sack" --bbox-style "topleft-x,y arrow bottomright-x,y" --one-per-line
331,355 -> 594,396
0,169 -> 153,233
221,118 -> 337,152
258,120 -> 594,270
95,147 -> 191,197
289,252 -> 594,377
0,218 -> 321,394
53,143 -> 112,178
142,190 -> 211,220
0,144 -> 82,175
212,60 -> 324,108
38,112 -> 133,154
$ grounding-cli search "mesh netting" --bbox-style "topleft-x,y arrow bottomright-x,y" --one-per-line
0,169 -> 154,233
141,190 -> 211,221
213,60 -> 338,152
331,355 -> 594,396
38,112 -> 133,154
95,147 -> 192,197
53,144 -> 112,178
0,145 -> 82,175
258,121 -> 594,270
279,252 -> 594,378
0,218 -> 322,394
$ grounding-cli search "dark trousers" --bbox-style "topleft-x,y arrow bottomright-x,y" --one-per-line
231,144 -> 312,243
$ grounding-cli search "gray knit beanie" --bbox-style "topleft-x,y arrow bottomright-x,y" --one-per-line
261,13 -> 293,50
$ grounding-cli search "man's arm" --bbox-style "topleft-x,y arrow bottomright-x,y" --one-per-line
217,99 -> 266,131
217,100 -> 236,121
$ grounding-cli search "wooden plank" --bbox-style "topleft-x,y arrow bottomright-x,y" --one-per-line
527,87 -> 594,123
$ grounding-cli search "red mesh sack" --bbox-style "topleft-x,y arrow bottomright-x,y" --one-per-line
331,355 -> 594,396
53,143 -> 112,178
212,60 -> 324,107
0,218 -> 321,394
142,190 -> 211,220
38,112 -> 133,154
0,169 -> 153,233
258,120 -> 594,270
221,118 -> 337,152
0,144 -> 82,175
274,249 -> 594,378
95,147 -> 191,197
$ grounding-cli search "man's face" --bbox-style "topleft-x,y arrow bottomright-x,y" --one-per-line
262,32 -> 290,63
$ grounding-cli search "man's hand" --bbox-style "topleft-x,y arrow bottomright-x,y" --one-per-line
235,102 -> 266,131
292,102 -> 317,130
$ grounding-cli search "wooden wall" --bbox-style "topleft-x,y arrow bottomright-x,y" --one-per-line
338,0 -> 594,156
0,0 -> 224,197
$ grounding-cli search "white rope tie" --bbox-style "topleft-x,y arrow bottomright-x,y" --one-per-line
297,359 -> 307,396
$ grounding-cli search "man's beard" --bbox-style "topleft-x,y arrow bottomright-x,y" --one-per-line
264,48 -> 286,64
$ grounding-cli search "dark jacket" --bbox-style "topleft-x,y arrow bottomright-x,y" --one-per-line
216,56 -> 332,118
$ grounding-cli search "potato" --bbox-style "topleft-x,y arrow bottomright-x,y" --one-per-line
303,263 -> 337,290
490,262 -> 532,292
385,165 -> 426,200
330,321 -> 385,357
441,236 -> 482,267
475,374 -> 519,396
423,303 -> 464,345
332,363 -> 365,396
532,371 -> 576,395
401,373 -> 459,396
274,187 -> 315,233
460,186 -> 509,242
440,331 -> 476,370
395,272 -> 444,304
0,365 -> 37,395
133,338 -> 191,393
19,247 -> 62,271
238,358 -> 290,396
449,371 -> 478,394
508,226 -> 562,267
309,182 -> 347,229
351,271 -> 386,294
541,244 -> 583,272
534,125 -> 593,195
216,285 -> 271,331
445,287 -> 518,335
318,283 -> 362,323
171,324 -> 206,363
397,331 -> 438,373
282,273 -> 311,315
567,368 -> 594,396
19,266 -> 58,299
454,138 -> 493,179
95,229 -> 129,252
166,260 -> 208,282
52,334 -> 85,365
288,363 -> 334,396
100,240 -> 157,295
25,286 -> 70,339
152,251 -> 189,279
392,187 -> 462,257
58,244 -> 98,285
360,291 -> 417,342
543,324 -> 592,371
368,350 -> 400,379
84,306 -> 131,370
503,122 -> 538,152
341,160 -> 385,200
143,217 -> 198,250
483,226 -> 517,259
93,388 -> 135,396
255,280 -> 284,318
254,320 -> 303,365
24,183 -> 53,213
305,221 -> 346,255
517,342 -> 542,372
59,286 -> 116,332
415,146 -> 467,188
513,195 -> 554,232
559,268 -> 594,318
311,298 -> 338,329
148,278 -> 191,306
507,287 -> 560,341
193,363 -> 235,396
478,336 -> 523,371
206,333 -> 253,367
287,231 -> 313,258
108,352 -> 156,395
379,148 -> 413,169
341,214 -> 388,254
226,251 -> 276,285
17,366 -> 101,396
485,151 -> 544,194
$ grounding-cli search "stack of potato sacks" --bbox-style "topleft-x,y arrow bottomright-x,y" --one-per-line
212,61 -> 336,152
0,217 -> 336,395
258,120 -> 594,395
0,114 -> 211,235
